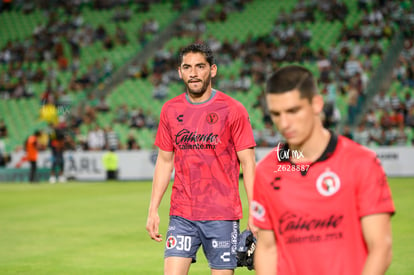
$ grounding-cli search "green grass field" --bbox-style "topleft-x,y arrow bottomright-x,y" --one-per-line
0,178 -> 413,274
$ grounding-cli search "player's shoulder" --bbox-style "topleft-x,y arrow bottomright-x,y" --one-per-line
165,93 -> 186,105
256,146 -> 279,171
215,90 -> 245,109
337,135 -> 377,160
215,91 -> 251,122
161,93 -> 186,110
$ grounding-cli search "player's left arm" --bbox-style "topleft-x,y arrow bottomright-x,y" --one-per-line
360,213 -> 393,275
237,147 -> 256,233
254,229 -> 277,275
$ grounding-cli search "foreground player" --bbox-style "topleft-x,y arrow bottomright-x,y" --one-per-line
252,65 -> 395,275
146,43 -> 256,275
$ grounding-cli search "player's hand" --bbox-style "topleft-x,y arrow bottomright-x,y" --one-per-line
247,215 -> 259,238
146,212 -> 162,242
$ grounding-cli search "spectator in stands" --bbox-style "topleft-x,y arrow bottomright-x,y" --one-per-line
403,91 -> 414,111
104,126 -> 119,151
234,69 -> 252,92
40,97 -> 59,126
383,125 -> 398,146
32,67 -> 46,83
346,83 -> 360,125
322,100 -> 341,130
145,110 -> 157,130
364,108 -> 378,127
115,25 -> 129,45
133,59 -> 155,79
57,89 -> 74,109
316,48 -> 332,83
206,34 -> 222,52
87,124 -> 105,151
344,55 -> 364,79
96,96 -> 110,112
103,57 -> 113,79
126,132 -> 140,150
353,122 -> 370,146
393,59 -> 407,81
406,105 -> 414,128
72,126 -> 88,151
103,35 -> 114,50
369,120 -> 385,146
259,121 -> 283,148
12,77 -> 34,98
373,90 -> 391,111
0,0 -> 12,12
218,74 -> 237,92
112,6 -> 132,23
405,64 -> 414,87
83,104 -> 97,124
95,24 -> 108,41
130,107 -> 146,129
128,60 -> 141,79
114,104 -> 130,124
0,119 -> 8,138
380,109 -> 393,129
395,124 -> 409,146
140,17 -> 159,40
389,90 -> 402,110
0,138 -> 10,167
342,124 -> 354,140
389,108 -> 404,127
152,79 -> 168,100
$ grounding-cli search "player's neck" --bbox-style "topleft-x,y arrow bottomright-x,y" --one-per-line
290,126 -> 331,163
186,88 -> 214,104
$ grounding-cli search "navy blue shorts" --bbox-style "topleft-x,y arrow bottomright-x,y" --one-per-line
164,216 -> 239,270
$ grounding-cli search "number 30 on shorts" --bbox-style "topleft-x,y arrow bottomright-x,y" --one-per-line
166,235 -> 192,251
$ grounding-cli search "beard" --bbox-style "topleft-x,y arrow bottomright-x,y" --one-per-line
185,73 -> 211,97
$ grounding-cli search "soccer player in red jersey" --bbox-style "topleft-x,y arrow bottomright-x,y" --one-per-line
252,65 -> 395,275
146,43 -> 256,275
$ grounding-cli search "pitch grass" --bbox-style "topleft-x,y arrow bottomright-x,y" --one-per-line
0,178 -> 413,274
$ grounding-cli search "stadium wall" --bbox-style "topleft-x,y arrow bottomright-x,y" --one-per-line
5,147 -> 414,181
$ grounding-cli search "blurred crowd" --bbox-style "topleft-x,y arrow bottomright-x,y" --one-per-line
0,0 -> 413,154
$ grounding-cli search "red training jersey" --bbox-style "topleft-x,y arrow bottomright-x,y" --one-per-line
252,134 -> 395,275
155,90 -> 256,221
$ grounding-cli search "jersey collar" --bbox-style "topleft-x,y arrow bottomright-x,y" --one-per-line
279,130 -> 338,176
185,89 -> 217,105
279,130 -> 338,163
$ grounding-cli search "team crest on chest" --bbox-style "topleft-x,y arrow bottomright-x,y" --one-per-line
316,170 -> 341,196
206,112 -> 219,124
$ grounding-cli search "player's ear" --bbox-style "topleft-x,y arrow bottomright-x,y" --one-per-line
210,64 -> 217,78
312,94 -> 324,115
177,66 -> 183,79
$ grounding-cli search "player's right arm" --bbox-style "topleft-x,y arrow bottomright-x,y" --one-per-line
146,149 -> 174,242
254,229 -> 277,275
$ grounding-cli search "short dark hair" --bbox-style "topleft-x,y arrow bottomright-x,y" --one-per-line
265,65 -> 317,101
178,43 -> 215,66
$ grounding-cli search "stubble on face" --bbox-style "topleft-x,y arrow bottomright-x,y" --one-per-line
185,72 -> 211,98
